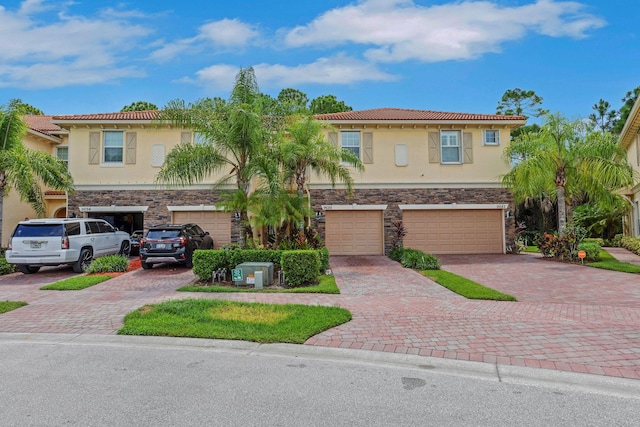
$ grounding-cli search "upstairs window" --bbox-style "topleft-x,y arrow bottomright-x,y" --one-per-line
341,131 -> 360,159
440,131 -> 461,163
56,146 -> 69,168
103,131 -> 124,163
484,130 -> 500,146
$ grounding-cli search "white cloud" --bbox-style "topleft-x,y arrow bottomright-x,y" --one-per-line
150,18 -> 259,62
190,55 -> 396,89
284,0 -> 606,63
0,1 -> 152,88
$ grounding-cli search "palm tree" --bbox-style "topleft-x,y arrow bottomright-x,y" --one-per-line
156,68 -> 278,244
502,113 -> 636,233
280,115 -> 363,197
0,99 -> 75,244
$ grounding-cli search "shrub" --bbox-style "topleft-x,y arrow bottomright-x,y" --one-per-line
612,234 -> 625,248
390,221 -> 407,249
281,250 -> 320,287
538,225 -> 587,261
0,257 -> 15,275
577,242 -> 601,261
193,250 -> 229,281
583,238 -> 605,247
317,248 -> 330,273
400,248 -> 440,270
389,247 -> 405,262
85,255 -> 129,274
620,236 -> 640,256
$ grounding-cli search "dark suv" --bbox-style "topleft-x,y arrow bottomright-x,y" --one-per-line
139,224 -> 207,269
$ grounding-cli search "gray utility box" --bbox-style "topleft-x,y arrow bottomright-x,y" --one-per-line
234,262 -> 274,287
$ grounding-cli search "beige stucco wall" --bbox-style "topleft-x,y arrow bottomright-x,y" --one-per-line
68,126 -> 227,186
311,127 -> 510,186
625,134 -> 640,236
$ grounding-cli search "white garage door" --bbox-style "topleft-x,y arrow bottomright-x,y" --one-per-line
325,210 -> 384,255
403,209 -> 503,254
172,211 -> 232,249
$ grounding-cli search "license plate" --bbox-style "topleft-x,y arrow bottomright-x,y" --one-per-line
30,242 -> 42,249
155,243 -> 166,249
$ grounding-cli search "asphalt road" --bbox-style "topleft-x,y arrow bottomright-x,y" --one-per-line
1,334 -> 639,426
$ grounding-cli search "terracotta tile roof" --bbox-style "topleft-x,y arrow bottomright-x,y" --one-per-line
44,190 -> 67,196
52,110 -> 159,121
22,115 -> 64,136
314,108 -> 525,122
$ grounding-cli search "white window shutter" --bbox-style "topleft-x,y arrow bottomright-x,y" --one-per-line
395,144 -> 408,166
362,132 -> 373,164
428,132 -> 440,163
181,132 -> 192,144
151,144 -> 165,167
463,132 -> 473,163
125,132 -> 137,164
89,132 -> 100,164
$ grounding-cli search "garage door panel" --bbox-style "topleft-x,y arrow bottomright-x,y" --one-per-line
172,211 -> 231,249
403,209 -> 503,254
325,210 -> 383,256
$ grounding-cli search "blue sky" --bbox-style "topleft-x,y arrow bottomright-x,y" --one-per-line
1,0 -> 637,121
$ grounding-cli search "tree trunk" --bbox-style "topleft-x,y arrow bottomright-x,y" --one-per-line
557,185 -> 567,233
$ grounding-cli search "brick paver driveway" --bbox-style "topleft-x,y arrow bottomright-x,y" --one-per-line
1,253 -> 639,380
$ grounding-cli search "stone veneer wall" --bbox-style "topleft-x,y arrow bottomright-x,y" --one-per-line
310,187 -> 515,255
68,189 -> 244,242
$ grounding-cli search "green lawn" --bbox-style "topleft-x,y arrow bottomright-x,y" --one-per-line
587,250 -> 640,274
422,269 -> 517,301
118,299 -> 352,343
40,275 -> 112,290
178,274 -> 340,294
0,300 -> 28,314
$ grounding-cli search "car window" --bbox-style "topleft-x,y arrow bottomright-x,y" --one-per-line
146,230 -> 181,239
13,224 -> 64,237
98,221 -> 116,233
86,221 -> 102,234
64,222 -> 81,236
191,224 -> 204,235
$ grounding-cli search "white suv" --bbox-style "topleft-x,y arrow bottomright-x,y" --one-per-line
5,218 -> 131,274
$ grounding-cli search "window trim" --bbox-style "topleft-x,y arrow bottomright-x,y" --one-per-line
440,130 -> 462,164
103,131 -> 124,165
483,129 -> 500,146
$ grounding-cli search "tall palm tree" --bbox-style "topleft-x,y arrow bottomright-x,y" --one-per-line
0,99 -> 74,244
155,67 -> 278,243
502,113 -> 636,233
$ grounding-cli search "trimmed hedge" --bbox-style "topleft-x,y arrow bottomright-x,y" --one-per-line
281,250 -> 320,287
193,248 -> 327,283
620,236 -> 640,256
85,255 -> 129,274
388,247 -> 441,270
577,242 -> 601,261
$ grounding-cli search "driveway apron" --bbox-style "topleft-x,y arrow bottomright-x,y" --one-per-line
1,254 -> 639,380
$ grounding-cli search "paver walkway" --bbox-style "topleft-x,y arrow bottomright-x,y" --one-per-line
1,252 -> 639,380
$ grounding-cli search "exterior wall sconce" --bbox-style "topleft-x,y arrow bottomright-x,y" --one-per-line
233,212 -> 241,219
315,211 -> 324,218
504,210 -> 512,218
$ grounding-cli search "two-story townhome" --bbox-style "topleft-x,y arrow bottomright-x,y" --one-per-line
2,116 -> 69,244
311,108 -> 524,255
47,108 -> 524,254
619,98 -> 640,237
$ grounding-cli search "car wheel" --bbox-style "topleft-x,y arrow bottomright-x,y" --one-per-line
119,241 -> 131,257
141,261 -> 153,270
184,250 -> 193,269
17,264 -> 41,274
73,248 -> 93,273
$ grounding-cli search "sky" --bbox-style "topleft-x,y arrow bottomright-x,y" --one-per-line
0,0 -> 638,121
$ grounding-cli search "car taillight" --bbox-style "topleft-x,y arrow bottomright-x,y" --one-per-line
179,237 -> 187,247
7,239 -> 12,251
61,237 -> 69,250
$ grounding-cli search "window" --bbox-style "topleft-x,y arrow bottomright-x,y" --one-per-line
441,131 -> 461,163
103,131 -> 123,163
56,146 -> 69,168
341,131 -> 360,159
484,130 -> 500,146
194,132 -> 208,145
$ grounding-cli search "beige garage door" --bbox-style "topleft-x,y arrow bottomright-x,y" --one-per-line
403,209 -> 503,254
172,211 -> 232,249
325,210 -> 384,255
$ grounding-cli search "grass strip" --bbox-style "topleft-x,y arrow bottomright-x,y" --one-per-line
178,274 -> 340,294
0,300 -> 28,314
40,275 -> 112,290
118,299 -> 352,343
587,250 -> 640,274
422,269 -> 517,301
